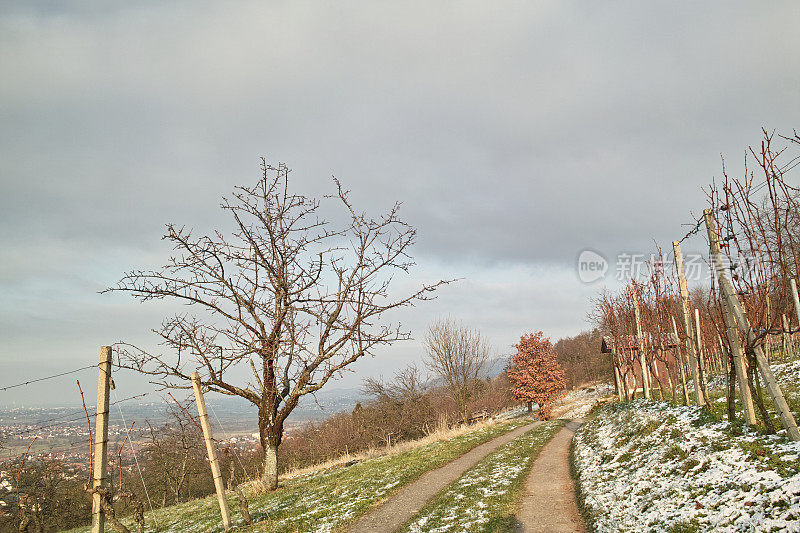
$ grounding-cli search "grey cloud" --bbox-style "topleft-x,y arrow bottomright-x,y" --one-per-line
1,1 -> 799,403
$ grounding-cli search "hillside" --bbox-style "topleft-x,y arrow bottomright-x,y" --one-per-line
66,411 -> 540,532
572,357 -> 800,531
64,384 -> 612,533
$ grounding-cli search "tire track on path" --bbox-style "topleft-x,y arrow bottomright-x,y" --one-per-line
347,419 -> 543,533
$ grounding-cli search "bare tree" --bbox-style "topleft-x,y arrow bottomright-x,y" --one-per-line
362,363 -> 428,402
424,319 -> 491,423
107,161 -> 449,489
141,408 -> 206,506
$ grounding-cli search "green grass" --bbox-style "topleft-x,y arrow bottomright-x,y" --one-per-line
67,417 -> 535,533
400,421 -> 565,533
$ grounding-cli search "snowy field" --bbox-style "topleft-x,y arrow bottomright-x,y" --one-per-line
551,382 -> 614,419
573,400 -> 800,532
771,358 -> 800,390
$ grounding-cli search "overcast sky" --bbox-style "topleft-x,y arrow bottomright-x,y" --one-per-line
2,1 -> 799,406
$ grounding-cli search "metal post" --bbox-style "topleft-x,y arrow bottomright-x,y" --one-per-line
191,372 -> 232,529
91,347 -> 112,533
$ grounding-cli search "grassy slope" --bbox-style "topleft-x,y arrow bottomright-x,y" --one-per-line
400,421 -> 565,533
572,353 -> 800,532
67,417 -> 534,533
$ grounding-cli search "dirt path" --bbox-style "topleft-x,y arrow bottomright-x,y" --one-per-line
347,419 -> 542,533
515,419 -> 585,532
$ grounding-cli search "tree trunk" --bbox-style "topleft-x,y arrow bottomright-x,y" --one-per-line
101,499 -> 131,533
526,401 -> 532,413
747,358 -> 777,434
235,485 -> 253,525
727,353 -> 737,423
263,444 -> 278,490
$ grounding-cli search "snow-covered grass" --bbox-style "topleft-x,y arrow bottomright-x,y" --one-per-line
764,357 -> 800,415
696,351 -> 800,432
573,400 -> 800,532
552,382 -> 614,419
67,417 -> 534,533
401,421 -> 565,533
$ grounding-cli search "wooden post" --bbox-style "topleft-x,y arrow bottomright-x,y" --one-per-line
614,364 -> 624,401
693,310 -> 702,369
717,333 -> 728,392
702,210 -> 756,424
783,314 -> 792,362
627,348 -> 636,400
704,209 -> 800,440
671,316 -> 690,405
611,346 -> 623,401
723,294 -> 757,424
791,278 -> 800,353
91,347 -> 112,533
672,240 -> 701,405
694,308 -> 711,407
632,290 -> 651,399
765,291 -> 773,361
191,372 -> 232,529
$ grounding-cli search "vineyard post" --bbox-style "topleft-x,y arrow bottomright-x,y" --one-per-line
191,372 -> 232,529
611,346 -> 623,401
614,364 -> 624,401
791,278 -> 800,350
766,291 -> 773,361
783,314 -> 792,362
632,290 -> 651,399
693,309 -> 711,407
671,316 -> 690,405
91,346 -> 112,533
704,209 -> 799,440
717,333 -> 734,419
672,240 -> 701,404
703,211 -> 757,424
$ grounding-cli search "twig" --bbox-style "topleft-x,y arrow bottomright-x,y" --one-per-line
15,436 -> 37,519
116,421 -> 135,492
77,379 -> 93,479
167,392 -> 202,431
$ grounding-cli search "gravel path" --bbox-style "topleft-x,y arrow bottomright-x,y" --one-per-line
346,419 -> 542,533
515,419 -> 585,532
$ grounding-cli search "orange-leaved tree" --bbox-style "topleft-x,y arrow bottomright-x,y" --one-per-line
507,331 -> 565,420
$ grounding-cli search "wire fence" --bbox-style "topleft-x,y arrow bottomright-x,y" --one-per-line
0,354 -> 255,531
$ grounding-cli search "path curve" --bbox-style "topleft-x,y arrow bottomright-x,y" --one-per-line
515,419 -> 585,532
347,419 -> 542,533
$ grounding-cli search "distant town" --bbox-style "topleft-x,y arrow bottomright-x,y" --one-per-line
0,387 -> 364,514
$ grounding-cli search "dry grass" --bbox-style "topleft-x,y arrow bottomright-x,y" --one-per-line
271,410 -> 518,486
